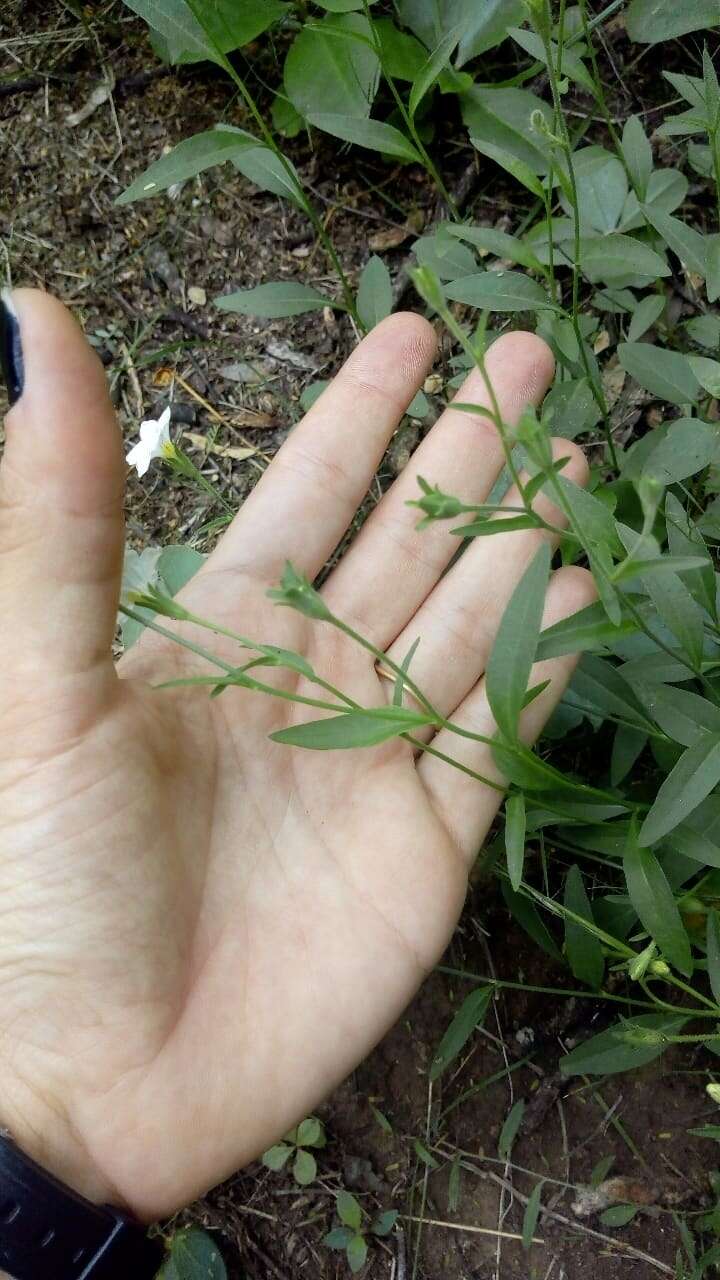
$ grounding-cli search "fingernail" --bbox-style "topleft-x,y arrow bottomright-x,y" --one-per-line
1,289 -> 24,407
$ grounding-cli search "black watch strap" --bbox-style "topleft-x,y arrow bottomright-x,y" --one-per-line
0,1136 -> 164,1280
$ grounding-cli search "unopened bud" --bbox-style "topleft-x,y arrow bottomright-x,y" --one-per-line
706,1083 -> 720,1105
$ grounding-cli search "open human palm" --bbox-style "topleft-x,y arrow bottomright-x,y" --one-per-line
0,291 -> 592,1222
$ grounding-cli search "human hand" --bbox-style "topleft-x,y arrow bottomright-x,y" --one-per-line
0,290 -> 592,1221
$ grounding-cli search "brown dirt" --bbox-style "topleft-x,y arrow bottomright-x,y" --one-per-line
2,4 -> 719,1277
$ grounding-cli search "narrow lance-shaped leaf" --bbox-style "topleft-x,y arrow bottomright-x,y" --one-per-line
307,113 -> 422,162
356,255 -> 393,331
639,731 -> 720,846
560,1013 -> 687,1076
564,865 -> 605,989
624,821 -> 693,976
486,544 -> 551,740
429,985 -> 493,1081
216,282 -> 338,318
617,343 -> 699,406
117,128 -> 257,204
270,706 -> 435,750
408,25 -> 461,117
444,271 -> 559,313
498,1100 -> 525,1159
505,793 -> 526,892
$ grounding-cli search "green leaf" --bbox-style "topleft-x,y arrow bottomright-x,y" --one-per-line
622,115 -> 653,198
505,793 -> 526,893
628,294 -> 665,342
270,706 -> 434,750
216,282 -> 335,317
117,128 -> 257,204
373,17 -> 425,79
372,1209 -> 398,1238
561,149 -> 627,234
293,1149 -> 317,1186
617,343 -> 699,406
498,1100 -> 525,1159
640,418 -> 720,483
123,0 -> 222,63
430,985 -> 493,1082
346,1235 -> 368,1274
640,567 -> 704,671
408,26 -> 460,117
444,271 -> 557,313
396,0 -> 525,67
578,235 -> 670,284
442,222 -> 543,273
161,1228 -> 226,1280
508,26 -> 595,94
640,732 -> 720,846
134,0 -> 288,63
225,133 -> 304,206
560,1013 -> 687,1076
626,0 -> 720,43
536,603 -> 637,661
641,684 -> 720,749
262,1143 -> 293,1171
469,139 -> 545,198
462,86 -> 553,176
296,1117 -> 325,1148
624,825 -> 692,976
564,865 -> 605,989
285,12 -> 379,119
324,1227 -> 353,1249
486,544 -> 551,740
641,206 -> 707,278
707,911 -> 720,1007
356,255 -> 393,331
501,881 -> 562,961
689,355 -> 720,397
522,1180 -> 544,1250
308,112 -> 420,161
157,545 -> 205,595
337,1191 -> 363,1232
600,1204 -> 638,1227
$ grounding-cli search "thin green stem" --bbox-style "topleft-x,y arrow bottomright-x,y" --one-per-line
184,0 -> 359,323
362,1 -> 460,220
437,965 -> 707,1015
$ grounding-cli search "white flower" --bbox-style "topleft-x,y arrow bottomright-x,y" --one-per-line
126,407 -> 172,478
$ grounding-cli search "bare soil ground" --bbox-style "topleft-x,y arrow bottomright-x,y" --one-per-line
2,4 -> 719,1277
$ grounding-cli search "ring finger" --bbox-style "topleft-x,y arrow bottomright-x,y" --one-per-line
380,437 -> 589,739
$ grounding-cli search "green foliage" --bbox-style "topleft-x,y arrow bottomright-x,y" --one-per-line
120,0 -> 720,1099
262,1116 -> 326,1187
324,1190 -> 398,1273
160,1228 -> 226,1280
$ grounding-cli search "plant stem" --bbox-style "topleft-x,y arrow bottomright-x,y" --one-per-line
184,0 -> 359,324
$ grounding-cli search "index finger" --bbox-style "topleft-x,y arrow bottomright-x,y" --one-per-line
203,312 -> 436,584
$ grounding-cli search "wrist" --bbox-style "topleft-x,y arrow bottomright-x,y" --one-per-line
0,1075 -> 122,1213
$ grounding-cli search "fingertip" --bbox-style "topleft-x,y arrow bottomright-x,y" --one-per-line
549,435 -> 590,489
487,329 -> 556,403
361,310 -> 437,379
549,565 -> 598,616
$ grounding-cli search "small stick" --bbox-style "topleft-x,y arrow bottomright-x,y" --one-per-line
400,1214 -> 544,1246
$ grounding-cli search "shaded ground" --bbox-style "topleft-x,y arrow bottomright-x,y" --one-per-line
2,4 -> 719,1277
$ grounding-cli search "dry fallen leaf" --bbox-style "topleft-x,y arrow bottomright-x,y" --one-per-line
182,431 -> 257,461
593,329 -> 610,354
602,360 -> 626,408
369,224 -> 415,252
152,367 -> 173,388
188,286 -> 207,306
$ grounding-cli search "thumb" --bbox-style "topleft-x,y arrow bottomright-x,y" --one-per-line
0,288 -> 125,697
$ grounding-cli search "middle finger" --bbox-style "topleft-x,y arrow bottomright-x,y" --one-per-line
322,331 -> 555,649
